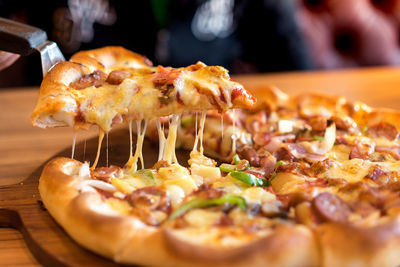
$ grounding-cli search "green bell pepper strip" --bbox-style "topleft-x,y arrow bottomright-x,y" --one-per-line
169,194 -> 247,220
232,154 -> 240,164
219,163 -> 237,173
313,136 -> 324,141
230,171 -> 270,187
135,169 -> 156,183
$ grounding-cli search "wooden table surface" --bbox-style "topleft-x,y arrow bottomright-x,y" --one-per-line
1,66 -> 400,266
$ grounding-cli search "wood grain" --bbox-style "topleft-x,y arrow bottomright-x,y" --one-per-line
1,66 -> 400,266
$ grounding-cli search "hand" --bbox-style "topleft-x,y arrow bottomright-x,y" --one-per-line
0,51 -> 19,71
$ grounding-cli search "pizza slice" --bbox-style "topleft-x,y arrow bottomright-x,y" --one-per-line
31,46 -> 255,132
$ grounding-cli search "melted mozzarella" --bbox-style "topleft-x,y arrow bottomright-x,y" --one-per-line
162,115 -> 180,164
192,111 -> 207,154
127,119 -> 149,171
91,128 -> 104,169
71,131 -> 77,159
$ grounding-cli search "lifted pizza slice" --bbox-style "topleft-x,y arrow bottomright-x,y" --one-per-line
31,46 -> 255,132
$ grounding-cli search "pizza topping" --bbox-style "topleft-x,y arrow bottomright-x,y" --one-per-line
312,192 -> 351,223
374,146 -> 400,160
92,165 -> 121,183
259,150 -> 277,176
152,66 -> 180,86
76,179 -> 117,193
308,116 -> 327,131
106,70 -> 131,85
366,165 -> 386,181
229,171 -> 270,187
152,160 -> 170,170
237,146 -> 259,166
169,194 -> 247,220
127,186 -> 171,225
70,70 -> 107,89
367,122 -> 399,141
349,141 -> 374,160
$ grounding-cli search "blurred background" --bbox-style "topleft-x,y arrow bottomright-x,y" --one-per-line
0,0 -> 399,87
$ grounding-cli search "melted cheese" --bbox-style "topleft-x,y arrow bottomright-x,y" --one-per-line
231,109 -> 237,154
91,128 -> 104,169
71,131 -> 77,159
127,119 -> 148,171
162,115 -> 180,164
156,119 -> 166,161
192,111 -> 207,154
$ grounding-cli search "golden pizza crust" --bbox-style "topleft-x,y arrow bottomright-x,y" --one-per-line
316,220 -> 400,267
39,157 -> 319,267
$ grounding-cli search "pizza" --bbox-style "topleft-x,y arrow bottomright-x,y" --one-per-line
32,46 -> 400,267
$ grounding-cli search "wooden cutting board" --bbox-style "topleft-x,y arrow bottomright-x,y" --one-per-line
0,127 -> 191,266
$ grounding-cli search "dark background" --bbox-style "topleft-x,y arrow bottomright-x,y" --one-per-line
0,0 -> 399,87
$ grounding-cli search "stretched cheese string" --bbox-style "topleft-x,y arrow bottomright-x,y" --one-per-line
128,120 -> 133,164
163,114 -> 180,164
192,111 -> 207,155
127,119 -> 148,171
192,112 -> 199,151
91,128 -> 104,170
71,131 -> 77,159
231,109 -> 237,154
156,118 -> 166,161
199,111 -> 207,154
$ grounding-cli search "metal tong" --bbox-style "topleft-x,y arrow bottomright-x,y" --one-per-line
0,17 -> 65,77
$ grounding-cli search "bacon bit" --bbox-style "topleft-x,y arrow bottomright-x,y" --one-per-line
106,70 -> 131,85
366,166 -> 386,181
231,87 -> 256,108
127,186 -> 170,213
349,141 -> 372,160
152,65 -> 180,86
237,146 -> 259,166
309,117 -> 327,131
274,147 -> 295,162
312,192 -> 351,223
331,115 -> 356,130
308,158 -> 335,176
92,165 -> 121,183
335,136 -> 348,145
367,122 -> 399,141
152,160 -> 169,170
70,70 -> 107,89
253,132 -> 271,146
259,151 -> 276,176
